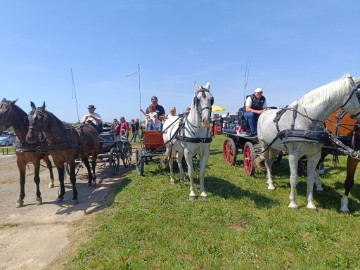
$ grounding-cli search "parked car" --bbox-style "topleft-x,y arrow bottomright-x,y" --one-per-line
0,134 -> 15,146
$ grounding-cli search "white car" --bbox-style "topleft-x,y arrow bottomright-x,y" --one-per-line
0,135 -> 15,146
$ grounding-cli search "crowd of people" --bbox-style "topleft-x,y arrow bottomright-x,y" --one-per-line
81,95 -> 181,143
81,86 -> 267,142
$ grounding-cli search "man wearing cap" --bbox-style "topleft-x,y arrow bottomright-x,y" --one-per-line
243,88 -> 267,137
146,96 -> 166,127
81,105 -> 103,132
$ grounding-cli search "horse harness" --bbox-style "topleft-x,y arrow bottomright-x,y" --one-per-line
263,84 -> 360,158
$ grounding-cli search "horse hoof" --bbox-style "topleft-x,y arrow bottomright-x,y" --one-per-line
189,196 -> 196,201
56,198 -> 63,203
48,183 -> 55,188
288,203 -> 298,209
306,204 -> 317,210
170,179 -> 175,184
16,201 -> 24,208
267,185 -> 275,190
71,199 -> 79,205
36,198 -> 43,206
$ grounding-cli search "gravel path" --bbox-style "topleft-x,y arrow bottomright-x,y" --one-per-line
0,154 -> 129,269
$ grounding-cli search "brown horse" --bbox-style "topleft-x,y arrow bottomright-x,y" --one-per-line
324,110 -> 360,212
0,98 -> 55,207
26,102 -> 99,204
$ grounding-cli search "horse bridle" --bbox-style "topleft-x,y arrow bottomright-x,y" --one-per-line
28,109 -> 65,143
194,88 -> 214,115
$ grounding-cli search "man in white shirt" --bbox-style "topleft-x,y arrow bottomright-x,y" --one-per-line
81,105 -> 103,132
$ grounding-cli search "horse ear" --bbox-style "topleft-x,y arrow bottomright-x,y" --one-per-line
30,101 -> 36,110
205,82 -> 210,90
10,99 -> 18,106
194,81 -> 199,91
42,102 -> 46,110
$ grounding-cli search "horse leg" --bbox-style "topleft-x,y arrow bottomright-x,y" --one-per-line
176,150 -> 184,182
185,151 -> 196,201
314,153 -> 326,192
340,157 -> 358,212
199,151 -> 209,200
69,160 -> 79,205
167,146 -> 176,184
288,153 -> 300,209
44,156 -> 55,188
314,171 -> 324,192
16,160 -> 26,208
264,149 -> 275,190
56,163 -> 66,203
305,154 -> 321,210
82,157 -> 95,187
91,154 -> 97,185
33,160 -> 42,205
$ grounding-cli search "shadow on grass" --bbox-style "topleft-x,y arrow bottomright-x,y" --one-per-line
205,176 -> 279,209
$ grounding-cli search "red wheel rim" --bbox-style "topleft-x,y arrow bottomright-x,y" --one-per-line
243,144 -> 252,175
223,140 -> 234,165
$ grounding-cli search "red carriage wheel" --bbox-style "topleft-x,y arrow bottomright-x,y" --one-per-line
223,138 -> 237,166
243,141 -> 255,176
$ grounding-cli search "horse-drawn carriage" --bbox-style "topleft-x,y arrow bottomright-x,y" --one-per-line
135,130 -> 166,176
222,107 -> 283,176
70,127 -> 132,176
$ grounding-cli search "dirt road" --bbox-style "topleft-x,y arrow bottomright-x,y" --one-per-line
0,154 -> 129,269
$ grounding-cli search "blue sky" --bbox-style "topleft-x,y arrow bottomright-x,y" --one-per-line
1,0 -> 359,123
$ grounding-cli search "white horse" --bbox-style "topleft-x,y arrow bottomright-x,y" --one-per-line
257,74 -> 360,209
162,82 -> 214,200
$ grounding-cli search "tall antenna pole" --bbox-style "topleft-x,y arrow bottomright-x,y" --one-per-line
126,64 -> 142,121
71,68 -> 80,123
244,60 -> 250,103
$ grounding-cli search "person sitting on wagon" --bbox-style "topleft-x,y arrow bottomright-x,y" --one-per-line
81,105 -> 103,133
243,87 -> 267,137
140,104 -> 157,130
146,96 -> 166,128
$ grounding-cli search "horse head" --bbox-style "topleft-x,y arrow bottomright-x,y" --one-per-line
192,81 -> 214,128
26,101 -> 47,144
0,98 -> 19,132
339,75 -> 360,117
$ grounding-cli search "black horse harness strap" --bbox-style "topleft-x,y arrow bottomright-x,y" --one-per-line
330,134 -> 360,160
279,129 -> 330,144
14,143 -> 49,153
261,104 -> 327,153
175,135 -> 212,143
273,105 -> 298,133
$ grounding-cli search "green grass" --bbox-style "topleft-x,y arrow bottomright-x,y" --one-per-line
0,146 -> 15,155
64,135 -> 360,269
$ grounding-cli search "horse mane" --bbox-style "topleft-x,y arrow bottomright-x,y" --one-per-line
299,74 -> 354,109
